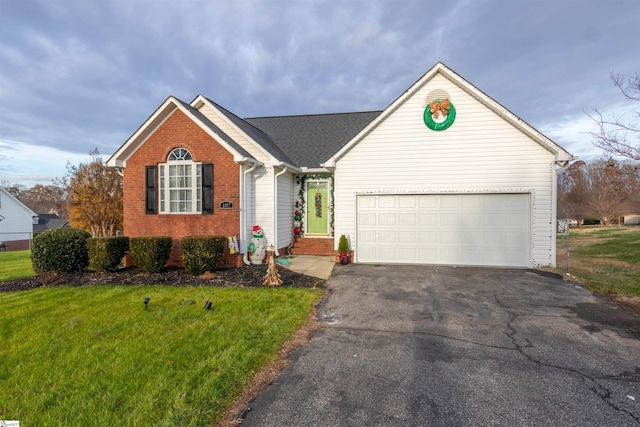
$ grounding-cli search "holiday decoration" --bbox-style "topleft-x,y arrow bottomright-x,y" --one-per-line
424,97 -> 456,131
248,225 -> 266,264
227,236 -> 239,254
263,245 -> 283,286
315,191 -> 322,217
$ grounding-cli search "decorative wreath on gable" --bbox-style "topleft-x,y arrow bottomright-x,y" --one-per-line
423,98 -> 456,131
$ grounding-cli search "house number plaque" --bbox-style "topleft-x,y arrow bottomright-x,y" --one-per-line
219,201 -> 233,209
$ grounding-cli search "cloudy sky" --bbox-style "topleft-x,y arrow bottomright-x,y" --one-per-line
1,0 -> 638,187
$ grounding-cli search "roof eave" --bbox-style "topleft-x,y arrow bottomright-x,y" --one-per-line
106,96 -> 253,168
326,62 -> 574,164
191,95 -> 288,166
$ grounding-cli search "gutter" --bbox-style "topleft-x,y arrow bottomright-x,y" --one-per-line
273,165 -> 288,256
238,159 -> 262,265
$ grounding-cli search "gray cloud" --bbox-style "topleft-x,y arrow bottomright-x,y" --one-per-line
0,0 -> 638,166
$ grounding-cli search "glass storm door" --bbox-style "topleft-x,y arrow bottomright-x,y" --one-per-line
306,180 -> 330,235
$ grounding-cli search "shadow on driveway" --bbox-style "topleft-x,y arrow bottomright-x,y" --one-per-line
242,264 -> 640,426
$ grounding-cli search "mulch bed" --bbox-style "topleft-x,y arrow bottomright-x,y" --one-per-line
0,264 -> 325,293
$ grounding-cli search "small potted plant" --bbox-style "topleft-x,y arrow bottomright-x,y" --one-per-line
338,234 -> 350,265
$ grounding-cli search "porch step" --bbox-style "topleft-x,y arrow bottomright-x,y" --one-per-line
290,237 -> 336,256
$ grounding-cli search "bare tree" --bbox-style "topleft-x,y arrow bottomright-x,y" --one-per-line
588,72 -> 640,160
585,159 -> 629,225
558,160 -> 589,224
18,184 -> 69,218
558,158 -> 640,226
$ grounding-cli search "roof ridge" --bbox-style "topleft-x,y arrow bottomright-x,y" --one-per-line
245,110 -> 384,120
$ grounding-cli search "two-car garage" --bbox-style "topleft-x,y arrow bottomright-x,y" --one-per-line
356,193 -> 531,267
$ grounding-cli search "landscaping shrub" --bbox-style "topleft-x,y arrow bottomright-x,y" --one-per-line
31,228 -> 91,273
87,236 -> 130,272
181,235 -> 226,276
129,236 -> 172,273
338,235 -> 349,254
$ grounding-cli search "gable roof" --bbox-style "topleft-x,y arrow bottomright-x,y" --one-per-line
33,213 -> 69,233
325,62 -> 573,166
245,111 -> 382,168
0,187 -> 38,217
195,96 -> 296,167
107,96 -> 253,168
108,62 -> 572,171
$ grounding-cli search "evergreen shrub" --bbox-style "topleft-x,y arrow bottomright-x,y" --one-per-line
181,235 -> 226,276
87,237 -> 130,272
31,228 -> 91,273
338,235 -> 349,254
129,236 -> 172,273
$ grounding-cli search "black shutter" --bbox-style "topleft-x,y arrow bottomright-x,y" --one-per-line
202,163 -> 213,214
145,165 -> 157,214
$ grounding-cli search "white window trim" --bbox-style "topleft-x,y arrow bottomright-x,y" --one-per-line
159,160 -> 203,214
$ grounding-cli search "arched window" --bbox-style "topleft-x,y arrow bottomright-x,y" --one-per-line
155,148 -> 212,214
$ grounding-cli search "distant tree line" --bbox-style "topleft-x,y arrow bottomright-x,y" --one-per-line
558,157 -> 640,225
2,149 -> 123,237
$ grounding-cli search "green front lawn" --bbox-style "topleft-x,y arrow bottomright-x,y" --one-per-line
0,250 -> 36,281
556,226 -> 640,298
0,285 -> 321,426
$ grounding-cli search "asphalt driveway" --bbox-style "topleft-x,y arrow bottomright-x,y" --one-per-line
242,264 -> 640,426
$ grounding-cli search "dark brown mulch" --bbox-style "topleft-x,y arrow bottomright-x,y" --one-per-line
0,264 -> 325,293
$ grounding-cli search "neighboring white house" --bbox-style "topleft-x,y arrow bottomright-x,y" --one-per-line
0,186 -> 38,250
108,62 -> 573,268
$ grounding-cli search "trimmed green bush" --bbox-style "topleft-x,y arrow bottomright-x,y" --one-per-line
338,234 -> 349,254
87,236 -> 130,272
31,228 -> 91,273
181,235 -> 226,276
129,236 -> 172,273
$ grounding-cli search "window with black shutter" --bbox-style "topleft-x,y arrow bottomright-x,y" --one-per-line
202,163 -> 214,214
145,165 -> 157,214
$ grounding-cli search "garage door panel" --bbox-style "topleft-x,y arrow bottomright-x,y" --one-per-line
379,196 -> 396,208
357,194 -> 530,267
441,197 -> 460,208
398,213 -> 416,225
418,195 -> 437,208
418,231 -> 437,243
399,231 -> 417,243
379,230 -> 397,242
419,213 -> 437,225
441,214 -> 459,226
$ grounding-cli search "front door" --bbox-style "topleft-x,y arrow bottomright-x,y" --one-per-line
306,180 -> 330,235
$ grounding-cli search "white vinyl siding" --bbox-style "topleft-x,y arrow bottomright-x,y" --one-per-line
357,194 -> 530,267
334,73 -> 556,267
197,104 -> 272,164
0,188 -> 37,242
276,172 -> 295,250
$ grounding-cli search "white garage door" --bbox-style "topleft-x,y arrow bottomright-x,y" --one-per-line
356,194 -> 530,267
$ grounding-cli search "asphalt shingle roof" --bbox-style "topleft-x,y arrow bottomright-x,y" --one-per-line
245,111 -> 381,168
174,99 -> 253,159
203,98 -> 297,166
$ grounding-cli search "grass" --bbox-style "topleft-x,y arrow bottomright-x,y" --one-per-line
556,226 -> 640,298
0,285 -> 322,426
0,250 -> 36,281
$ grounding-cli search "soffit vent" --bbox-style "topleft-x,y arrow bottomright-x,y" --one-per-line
425,89 -> 451,106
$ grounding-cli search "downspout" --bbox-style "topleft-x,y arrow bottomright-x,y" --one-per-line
273,166 -> 288,257
242,162 -> 259,265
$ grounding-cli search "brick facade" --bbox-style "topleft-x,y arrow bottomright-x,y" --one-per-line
123,109 -> 242,267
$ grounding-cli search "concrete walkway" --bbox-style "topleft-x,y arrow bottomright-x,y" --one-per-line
277,255 -> 335,280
